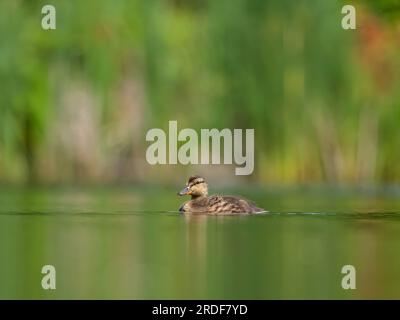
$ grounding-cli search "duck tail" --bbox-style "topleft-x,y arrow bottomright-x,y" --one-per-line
251,205 -> 267,214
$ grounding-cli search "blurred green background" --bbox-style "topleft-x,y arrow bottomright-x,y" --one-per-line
1,0 -> 400,186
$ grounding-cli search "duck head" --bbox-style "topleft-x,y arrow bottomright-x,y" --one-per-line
178,175 -> 208,199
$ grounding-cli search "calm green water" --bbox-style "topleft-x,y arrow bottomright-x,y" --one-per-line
1,185 -> 400,299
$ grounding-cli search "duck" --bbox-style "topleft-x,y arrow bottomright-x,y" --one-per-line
178,175 -> 265,214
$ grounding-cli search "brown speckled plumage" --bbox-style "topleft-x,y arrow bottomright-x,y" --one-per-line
178,175 -> 265,214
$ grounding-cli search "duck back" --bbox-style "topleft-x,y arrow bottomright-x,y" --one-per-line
181,195 -> 265,214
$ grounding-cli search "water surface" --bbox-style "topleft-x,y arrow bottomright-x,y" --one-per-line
1,186 -> 400,299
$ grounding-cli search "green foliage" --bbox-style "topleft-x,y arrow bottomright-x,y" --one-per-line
0,0 -> 399,184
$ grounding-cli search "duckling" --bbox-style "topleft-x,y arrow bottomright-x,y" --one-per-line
178,175 -> 265,214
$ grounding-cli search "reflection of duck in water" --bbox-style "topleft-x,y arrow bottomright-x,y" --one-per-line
178,175 -> 265,214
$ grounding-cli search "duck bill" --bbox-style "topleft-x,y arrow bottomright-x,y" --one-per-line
178,186 -> 189,196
